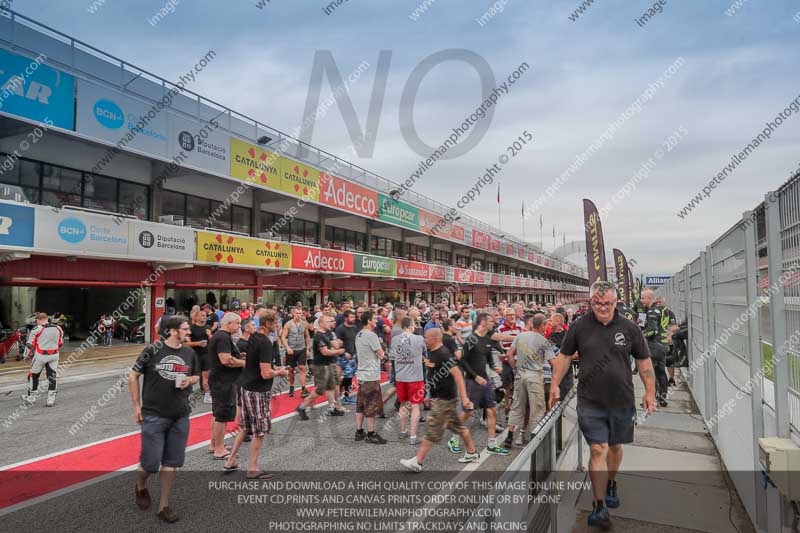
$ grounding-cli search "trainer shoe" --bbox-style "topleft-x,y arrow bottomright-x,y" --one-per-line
400,457 -> 422,472
328,408 -> 345,416
399,431 -> 409,439
134,484 -> 151,510
457,451 -> 481,463
300,387 -> 310,398
45,391 -> 56,407
365,432 -> 387,445
486,444 -> 510,456
588,500 -> 611,530
447,437 -> 462,454
203,392 -> 212,404
605,480 -> 620,508
668,378 -> 676,387
288,387 -> 295,398
503,431 -> 514,448
355,429 -> 366,441
157,506 -> 179,524
409,436 -> 418,445
21,392 -> 36,404
296,406 -> 309,421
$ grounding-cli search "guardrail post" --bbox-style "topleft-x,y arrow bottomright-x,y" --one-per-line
700,249 -> 716,430
549,423 -> 558,533
764,191 -> 790,438
743,210 -> 766,529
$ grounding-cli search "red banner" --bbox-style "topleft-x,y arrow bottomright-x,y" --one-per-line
454,268 -> 475,283
451,225 -> 465,241
292,245 -> 354,273
318,172 -> 378,219
491,273 -> 500,285
489,238 -> 501,253
505,244 -> 513,256
429,265 -> 446,281
472,229 -> 490,250
397,260 -> 430,280
474,271 -> 486,284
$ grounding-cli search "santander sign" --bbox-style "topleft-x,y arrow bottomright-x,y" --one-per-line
319,173 -> 378,218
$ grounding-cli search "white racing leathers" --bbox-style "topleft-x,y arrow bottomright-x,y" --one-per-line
25,324 -> 63,402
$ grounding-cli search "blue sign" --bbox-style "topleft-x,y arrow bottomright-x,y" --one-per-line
92,98 -> 125,129
0,202 -> 35,247
57,217 -> 87,243
0,48 -> 75,130
644,275 -> 670,286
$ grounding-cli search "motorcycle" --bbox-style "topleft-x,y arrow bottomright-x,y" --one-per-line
116,314 -> 146,343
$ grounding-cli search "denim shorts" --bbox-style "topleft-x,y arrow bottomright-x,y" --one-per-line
577,400 -> 636,446
140,415 -> 190,473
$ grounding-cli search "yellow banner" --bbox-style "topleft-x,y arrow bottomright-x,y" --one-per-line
229,138 -> 281,189
279,157 -> 320,201
197,231 -> 291,269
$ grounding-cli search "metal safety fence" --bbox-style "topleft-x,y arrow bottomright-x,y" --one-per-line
659,176 -> 800,531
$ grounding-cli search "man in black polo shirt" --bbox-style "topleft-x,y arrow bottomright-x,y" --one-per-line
549,280 -> 656,531
296,314 -> 345,419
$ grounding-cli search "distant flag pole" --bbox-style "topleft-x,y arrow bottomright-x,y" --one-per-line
552,225 -> 556,250
521,201 -> 526,241
539,214 -> 543,248
497,181 -> 501,228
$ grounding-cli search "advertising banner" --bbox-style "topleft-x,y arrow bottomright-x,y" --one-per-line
291,244 -> 354,274
429,265 -> 446,281
76,80 -> 168,157
489,237 -> 500,253
130,221 -> 194,261
377,194 -> 419,230
419,209 -> 447,238
397,260 -> 430,280
490,273 -> 500,285
0,201 -> 35,248
644,275 -> 670,286
583,198 -> 608,284
613,248 -> 630,306
280,157 -> 320,202
471,229 -> 490,250
354,254 -> 396,277
0,49 -> 74,129
171,115 -> 229,176
318,172 -> 377,219
35,208 -> 129,256
229,138 -> 280,189
196,231 -> 290,268
454,268 -> 474,284
451,224 -> 465,242
474,271 -> 486,284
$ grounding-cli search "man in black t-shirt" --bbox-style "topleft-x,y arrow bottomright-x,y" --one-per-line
223,312 -> 288,479
296,314 -> 345,419
129,315 -> 199,523
186,309 -> 212,405
400,328 -> 478,472
208,312 -> 246,459
335,310 -> 359,404
549,281 -> 656,531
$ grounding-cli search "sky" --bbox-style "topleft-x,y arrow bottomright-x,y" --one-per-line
9,0 -> 800,276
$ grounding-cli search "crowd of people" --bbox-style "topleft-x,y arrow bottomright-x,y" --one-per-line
121,285 -> 684,527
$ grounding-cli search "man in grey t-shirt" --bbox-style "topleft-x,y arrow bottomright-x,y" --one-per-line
505,314 -> 551,446
393,317 -> 426,444
354,311 -> 387,444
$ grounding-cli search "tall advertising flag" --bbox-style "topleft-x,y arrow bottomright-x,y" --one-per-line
613,248 -> 631,306
583,199 -> 608,284
627,261 -> 636,305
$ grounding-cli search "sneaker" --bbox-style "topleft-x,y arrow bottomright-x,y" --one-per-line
486,444 -> 510,456
300,387 -> 310,398
400,457 -> 422,472
365,432 -> 387,444
296,406 -> 309,421
457,451 -> 481,463
668,378 -> 676,386
479,417 -> 488,428
503,432 -> 514,448
588,500 -> 611,530
203,392 -> 212,404
514,432 -> 524,446
605,480 -> 619,508
355,430 -> 366,441
399,431 -> 409,439
21,393 -> 36,404
157,506 -> 180,524
447,437 -> 462,454
658,399 -> 668,408
45,391 -> 56,407
495,423 -> 505,433
328,408 -> 345,417
343,396 -> 357,405
409,436 -> 418,445
288,387 -> 295,398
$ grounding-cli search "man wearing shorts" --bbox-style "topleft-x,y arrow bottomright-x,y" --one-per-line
224,311 -> 288,479
281,307 -> 310,398
129,315 -> 199,523
354,310 -> 387,444
456,312 -> 509,456
208,312 -> 246,459
550,281 -> 656,530
400,328 -> 479,472
296,314 -> 345,420
186,309 -> 212,404
393,317 -> 426,444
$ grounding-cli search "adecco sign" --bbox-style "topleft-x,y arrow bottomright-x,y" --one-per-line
644,275 -> 670,286
292,245 -> 354,273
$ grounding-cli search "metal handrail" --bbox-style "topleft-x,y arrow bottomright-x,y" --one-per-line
0,8 -> 589,278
